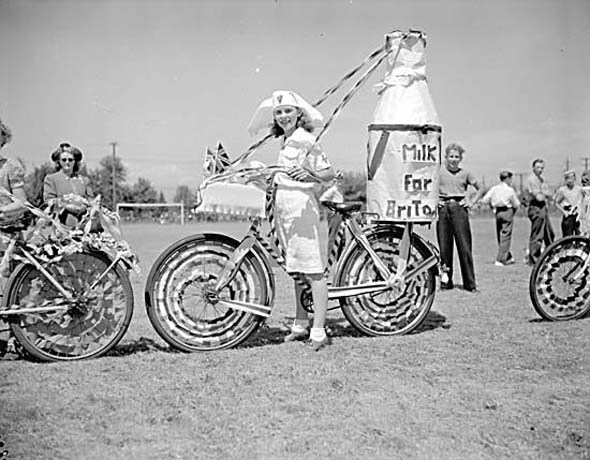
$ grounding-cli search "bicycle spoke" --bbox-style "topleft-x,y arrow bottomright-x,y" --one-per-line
10,252 -> 133,361
145,235 -> 270,351
338,226 -> 435,336
530,237 -> 590,320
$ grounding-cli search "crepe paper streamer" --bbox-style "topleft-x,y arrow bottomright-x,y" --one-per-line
231,43 -> 390,167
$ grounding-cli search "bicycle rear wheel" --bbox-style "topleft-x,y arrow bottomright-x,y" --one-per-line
337,225 -> 436,336
144,233 -> 273,352
7,251 -> 134,362
529,236 -> 590,321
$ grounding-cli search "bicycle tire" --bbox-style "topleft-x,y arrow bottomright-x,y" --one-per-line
336,224 -> 436,336
7,251 -> 134,362
145,233 -> 274,352
529,235 -> 590,321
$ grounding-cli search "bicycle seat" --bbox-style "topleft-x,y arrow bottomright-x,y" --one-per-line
322,201 -> 363,214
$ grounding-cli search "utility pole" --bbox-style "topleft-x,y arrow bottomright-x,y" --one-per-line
514,172 -> 526,194
110,142 -> 118,209
565,157 -> 570,171
583,157 -> 590,171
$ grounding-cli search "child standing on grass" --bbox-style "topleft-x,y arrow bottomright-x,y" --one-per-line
248,90 -> 336,351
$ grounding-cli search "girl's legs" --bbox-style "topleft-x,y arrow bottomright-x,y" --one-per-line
308,273 -> 328,331
293,282 -> 310,324
308,272 -> 330,350
284,281 -> 310,342
285,273 -> 330,349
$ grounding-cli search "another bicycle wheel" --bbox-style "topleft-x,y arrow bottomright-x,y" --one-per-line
7,251 -> 134,362
529,236 -> 590,321
145,233 -> 274,352
336,224 -> 436,336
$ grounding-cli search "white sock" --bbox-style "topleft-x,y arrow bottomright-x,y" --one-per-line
309,327 -> 326,341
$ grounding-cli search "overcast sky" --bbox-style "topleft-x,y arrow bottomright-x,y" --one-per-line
1,0 -> 588,197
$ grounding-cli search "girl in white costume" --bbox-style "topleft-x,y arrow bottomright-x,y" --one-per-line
249,90 -> 336,350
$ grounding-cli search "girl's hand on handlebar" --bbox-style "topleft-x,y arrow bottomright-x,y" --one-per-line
287,166 -> 318,182
64,203 -> 87,214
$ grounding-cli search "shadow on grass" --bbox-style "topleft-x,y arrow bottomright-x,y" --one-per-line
108,336 -> 177,357
411,310 -> 449,334
328,310 -> 448,337
529,314 -> 590,324
242,309 -> 448,349
5,310 -> 450,360
529,318 -> 549,323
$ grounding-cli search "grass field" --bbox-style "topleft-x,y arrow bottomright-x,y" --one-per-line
1,217 -> 589,459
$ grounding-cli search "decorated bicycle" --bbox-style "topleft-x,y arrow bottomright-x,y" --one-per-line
529,170 -> 590,321
0,193 -> 138,361
145,30 -> 443,351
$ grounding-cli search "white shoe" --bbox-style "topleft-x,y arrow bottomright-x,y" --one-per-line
494,260 -> 504,267
284,328 -> 308,343
310,335 -> 331,351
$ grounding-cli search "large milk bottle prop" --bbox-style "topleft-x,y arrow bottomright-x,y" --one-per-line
367,31 -> 441,223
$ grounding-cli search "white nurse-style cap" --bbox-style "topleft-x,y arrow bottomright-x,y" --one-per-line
247,90 -> 324,136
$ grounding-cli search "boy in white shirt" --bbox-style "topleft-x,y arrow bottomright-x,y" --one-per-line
481,170 -> 521,266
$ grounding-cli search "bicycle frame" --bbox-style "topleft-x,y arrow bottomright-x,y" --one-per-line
211,209 -> 439,319
328,217 -> 438,300
188,161 -> 440,320
0,235 -> 126,318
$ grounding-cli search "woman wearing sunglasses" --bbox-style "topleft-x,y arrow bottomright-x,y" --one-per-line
43,142 -> 93,227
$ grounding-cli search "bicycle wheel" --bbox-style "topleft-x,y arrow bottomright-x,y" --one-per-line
336,225 -> 436,336
529,236 -> 590,321
7,251 -> 134,362
145,233 -> 274,352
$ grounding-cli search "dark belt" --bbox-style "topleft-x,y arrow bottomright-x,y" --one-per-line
439,196 -> 464,203
529,199 -> 546,208
495,206 -> 511,213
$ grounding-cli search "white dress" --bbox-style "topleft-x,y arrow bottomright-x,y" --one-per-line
274,128 -> 331,274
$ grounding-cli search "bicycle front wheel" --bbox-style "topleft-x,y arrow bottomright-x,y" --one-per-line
7,251 -> 134,362
336,225 -> 436,336
145,233 -> 274,352
529,236 -> 590,321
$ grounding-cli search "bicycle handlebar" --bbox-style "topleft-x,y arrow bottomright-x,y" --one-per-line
195,164 -> 326,209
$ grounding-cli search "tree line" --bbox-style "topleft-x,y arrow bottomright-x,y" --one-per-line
23,155 -> 368,213
24,155 -> 165,210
